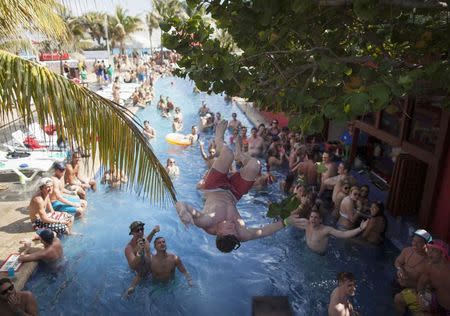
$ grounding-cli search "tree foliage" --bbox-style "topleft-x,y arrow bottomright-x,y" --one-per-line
162,0 -> 450,133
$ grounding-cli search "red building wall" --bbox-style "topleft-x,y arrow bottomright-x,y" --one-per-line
432,145 -> 450,242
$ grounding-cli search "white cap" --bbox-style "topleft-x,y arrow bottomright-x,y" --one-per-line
38,177 -> 53,188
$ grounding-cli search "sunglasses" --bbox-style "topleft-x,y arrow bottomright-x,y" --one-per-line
169,161 -> 175,164
133,227 -> 144,233
1,284 -> 13,295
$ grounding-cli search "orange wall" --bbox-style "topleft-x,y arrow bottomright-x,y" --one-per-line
432,144 -> 450,242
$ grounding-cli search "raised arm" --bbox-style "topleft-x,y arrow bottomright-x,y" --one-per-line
328,220 -> 367,239
237,215 -> 302,242
199,141 -> 208,160
146,225 -> 160,243
175,255 -> 193,287
175,201 -> 214,229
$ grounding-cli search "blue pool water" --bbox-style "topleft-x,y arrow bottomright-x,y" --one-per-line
26,77 -> 398,315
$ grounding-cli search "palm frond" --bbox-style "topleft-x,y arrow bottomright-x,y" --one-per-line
0,50 -> 176,206
0,0 -> 68,42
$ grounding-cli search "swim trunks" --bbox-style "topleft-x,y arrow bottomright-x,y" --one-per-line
32,219 -> 68,237
204,168 -> 255,201
401,289 -> 422,313
51,201 -> 77,214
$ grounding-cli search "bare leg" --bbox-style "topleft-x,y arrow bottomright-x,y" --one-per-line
210,146 -> 234,174
214,120 -> 228,154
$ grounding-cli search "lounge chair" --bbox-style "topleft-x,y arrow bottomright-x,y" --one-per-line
0,150 -> 66,183
28,123 -> 58,150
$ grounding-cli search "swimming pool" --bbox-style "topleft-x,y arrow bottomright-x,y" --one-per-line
26,77 -> 398,315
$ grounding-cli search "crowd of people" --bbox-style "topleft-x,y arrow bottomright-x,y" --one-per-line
3,49 -> 448,316
174,101 -> 450,315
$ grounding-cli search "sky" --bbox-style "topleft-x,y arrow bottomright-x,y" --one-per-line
64,0 -> 160,48
64,0 -> 153,17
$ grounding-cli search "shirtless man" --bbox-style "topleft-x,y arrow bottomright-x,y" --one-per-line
199,141 -> 216,169
29,178 -> 73,236
143,120 -> 156,140
318,151 -> 337,197
247,127 -> 264,157
198,101 -> 210,116
416,240 -> 450,313
291,149 -> 318,186
51,162 -> 86,217
65,152 -> 97,199
394,229 -> 433,313
293,210 -> 367,254
0,278 -> 38,316
124,221 -> 159,296
228,113 -> 241,132
328,272 -> 358,316
176,120 -> 302,253
151,237 -> 193,286
174,107 -> 183,123
19,229 -> 63,263
187,126 -> 199,144
172,117 -> 183,133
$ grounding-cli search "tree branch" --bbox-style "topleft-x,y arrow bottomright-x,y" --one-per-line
317,0 -> 448,9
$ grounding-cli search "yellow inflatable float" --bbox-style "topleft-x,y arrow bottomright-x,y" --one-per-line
165,133 -> 191,146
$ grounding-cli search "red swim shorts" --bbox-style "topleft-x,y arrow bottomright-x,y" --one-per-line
204,168 -> 255,201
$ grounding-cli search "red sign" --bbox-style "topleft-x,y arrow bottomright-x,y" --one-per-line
39,52 -> 70,61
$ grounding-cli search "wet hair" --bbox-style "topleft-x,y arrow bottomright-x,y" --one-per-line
216,235 -> 241,253
143,120 -> 149,124
154,236 -> 164,246
251,127 -> 257,132
360,184 -> 369,193
337,272 -> 355,284
310,208 -> 323,219
371,201 -> 384,216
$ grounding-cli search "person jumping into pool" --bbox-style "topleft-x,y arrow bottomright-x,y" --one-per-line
151,237 -> 193,287
176,120 -> 302,253
290,209 -> 368,255
124,221 -> 159,297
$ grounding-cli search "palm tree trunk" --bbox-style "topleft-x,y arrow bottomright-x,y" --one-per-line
148,29 -> 153,55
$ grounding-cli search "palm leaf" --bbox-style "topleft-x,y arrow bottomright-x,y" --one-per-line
0,0 -> 68,42
0,50 -> 176,206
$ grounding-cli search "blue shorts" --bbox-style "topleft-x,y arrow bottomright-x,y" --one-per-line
52,196 -> 80,214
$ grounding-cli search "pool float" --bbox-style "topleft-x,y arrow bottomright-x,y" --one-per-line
165,133 -> 191,146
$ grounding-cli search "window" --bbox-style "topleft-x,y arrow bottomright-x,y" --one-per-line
407,105 -> 440,152
380,103 -> 402,137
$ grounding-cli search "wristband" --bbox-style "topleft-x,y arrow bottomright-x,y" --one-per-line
283,218 -> 290,227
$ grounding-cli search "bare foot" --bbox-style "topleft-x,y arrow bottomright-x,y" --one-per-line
214,120 -> 228,153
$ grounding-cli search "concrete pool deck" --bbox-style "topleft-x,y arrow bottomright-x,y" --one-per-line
0,78 -> 146,289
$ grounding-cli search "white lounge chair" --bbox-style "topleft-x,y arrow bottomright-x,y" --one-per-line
0,150 -> 66,183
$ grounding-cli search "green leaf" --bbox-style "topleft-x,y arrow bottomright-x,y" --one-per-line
344,68 -> 353,76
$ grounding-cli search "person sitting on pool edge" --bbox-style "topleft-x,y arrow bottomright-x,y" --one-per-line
124,221 -> 159,297
51,162 -> 86,218
19,229 -> 63,264
65,151 -> 97,200
176,120 -> 302,253
29,177 -> 73,236
0,278 -> 38,316
151,237 -> 193,287
292,209 -> 368,255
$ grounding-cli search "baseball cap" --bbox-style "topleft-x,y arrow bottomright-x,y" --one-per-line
413,229 -> 433,243
37,229 -> 54,243
53,162 -> 66,171
129,221 -> 144,235
427,240 -> 450,261
38,177 -> 53,188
